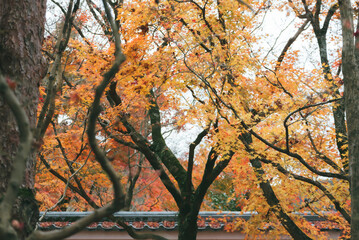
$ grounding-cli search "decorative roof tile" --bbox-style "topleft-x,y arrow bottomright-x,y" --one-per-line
37,211 -> 340,232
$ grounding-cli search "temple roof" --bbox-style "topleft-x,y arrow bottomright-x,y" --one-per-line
38,211 -> 337,232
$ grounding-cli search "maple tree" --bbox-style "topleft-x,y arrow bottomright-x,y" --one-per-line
36,1 -> 334,239
36,0 -> 264,239
33,0 -> 359,239
206,0 -> 350,238
211,0 -> 357,239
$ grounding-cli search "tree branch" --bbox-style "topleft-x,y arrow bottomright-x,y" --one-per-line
148,94 -> 188,192
259,157 -> 350,223
275,19 -> 310,72
0,74 -> 34,238
28,1 -> 127,239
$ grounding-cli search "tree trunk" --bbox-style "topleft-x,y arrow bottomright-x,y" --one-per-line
178,209 -> 199,240
339,0 -> 359,239
0,0 -> 47,237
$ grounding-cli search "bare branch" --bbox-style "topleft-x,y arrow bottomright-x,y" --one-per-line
0,74 -> 33,237
284,98 -> 343,152
28,1 -> 127,239
275,19 -> 310,72
36,0 -> 81,140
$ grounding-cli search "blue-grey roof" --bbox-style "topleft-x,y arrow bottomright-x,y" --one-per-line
37,211 -> 331,232
39,211 -> 326,221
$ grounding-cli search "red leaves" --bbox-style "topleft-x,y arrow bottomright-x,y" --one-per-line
69,92 -> 81,104
5,76 -> 17,90
11,219 -> 24,232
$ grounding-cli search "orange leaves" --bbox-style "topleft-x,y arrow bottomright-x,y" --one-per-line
33,1 -> 351,237
69,92 -> 81,104
76,10 -> 90,25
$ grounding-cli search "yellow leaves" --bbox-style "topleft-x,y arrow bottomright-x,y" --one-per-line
34,0 -> 352,236
287,0 -> 303,17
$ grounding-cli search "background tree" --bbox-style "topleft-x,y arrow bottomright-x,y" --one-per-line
218,0 -> 355,238
35,0 -> 353,239
35,1 -> 259,240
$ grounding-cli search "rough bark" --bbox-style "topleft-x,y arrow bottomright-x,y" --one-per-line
0,0 -> 47,237
339,0 -> 359,238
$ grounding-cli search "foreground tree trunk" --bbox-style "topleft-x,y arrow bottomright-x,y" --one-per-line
0,0 -> 47,237
339,0 -> 359,238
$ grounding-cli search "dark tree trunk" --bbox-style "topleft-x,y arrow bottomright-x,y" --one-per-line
178,207 -> 199,240
0,0 -> 47,237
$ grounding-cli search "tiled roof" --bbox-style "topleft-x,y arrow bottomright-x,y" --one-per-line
37,211 -> 338,232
